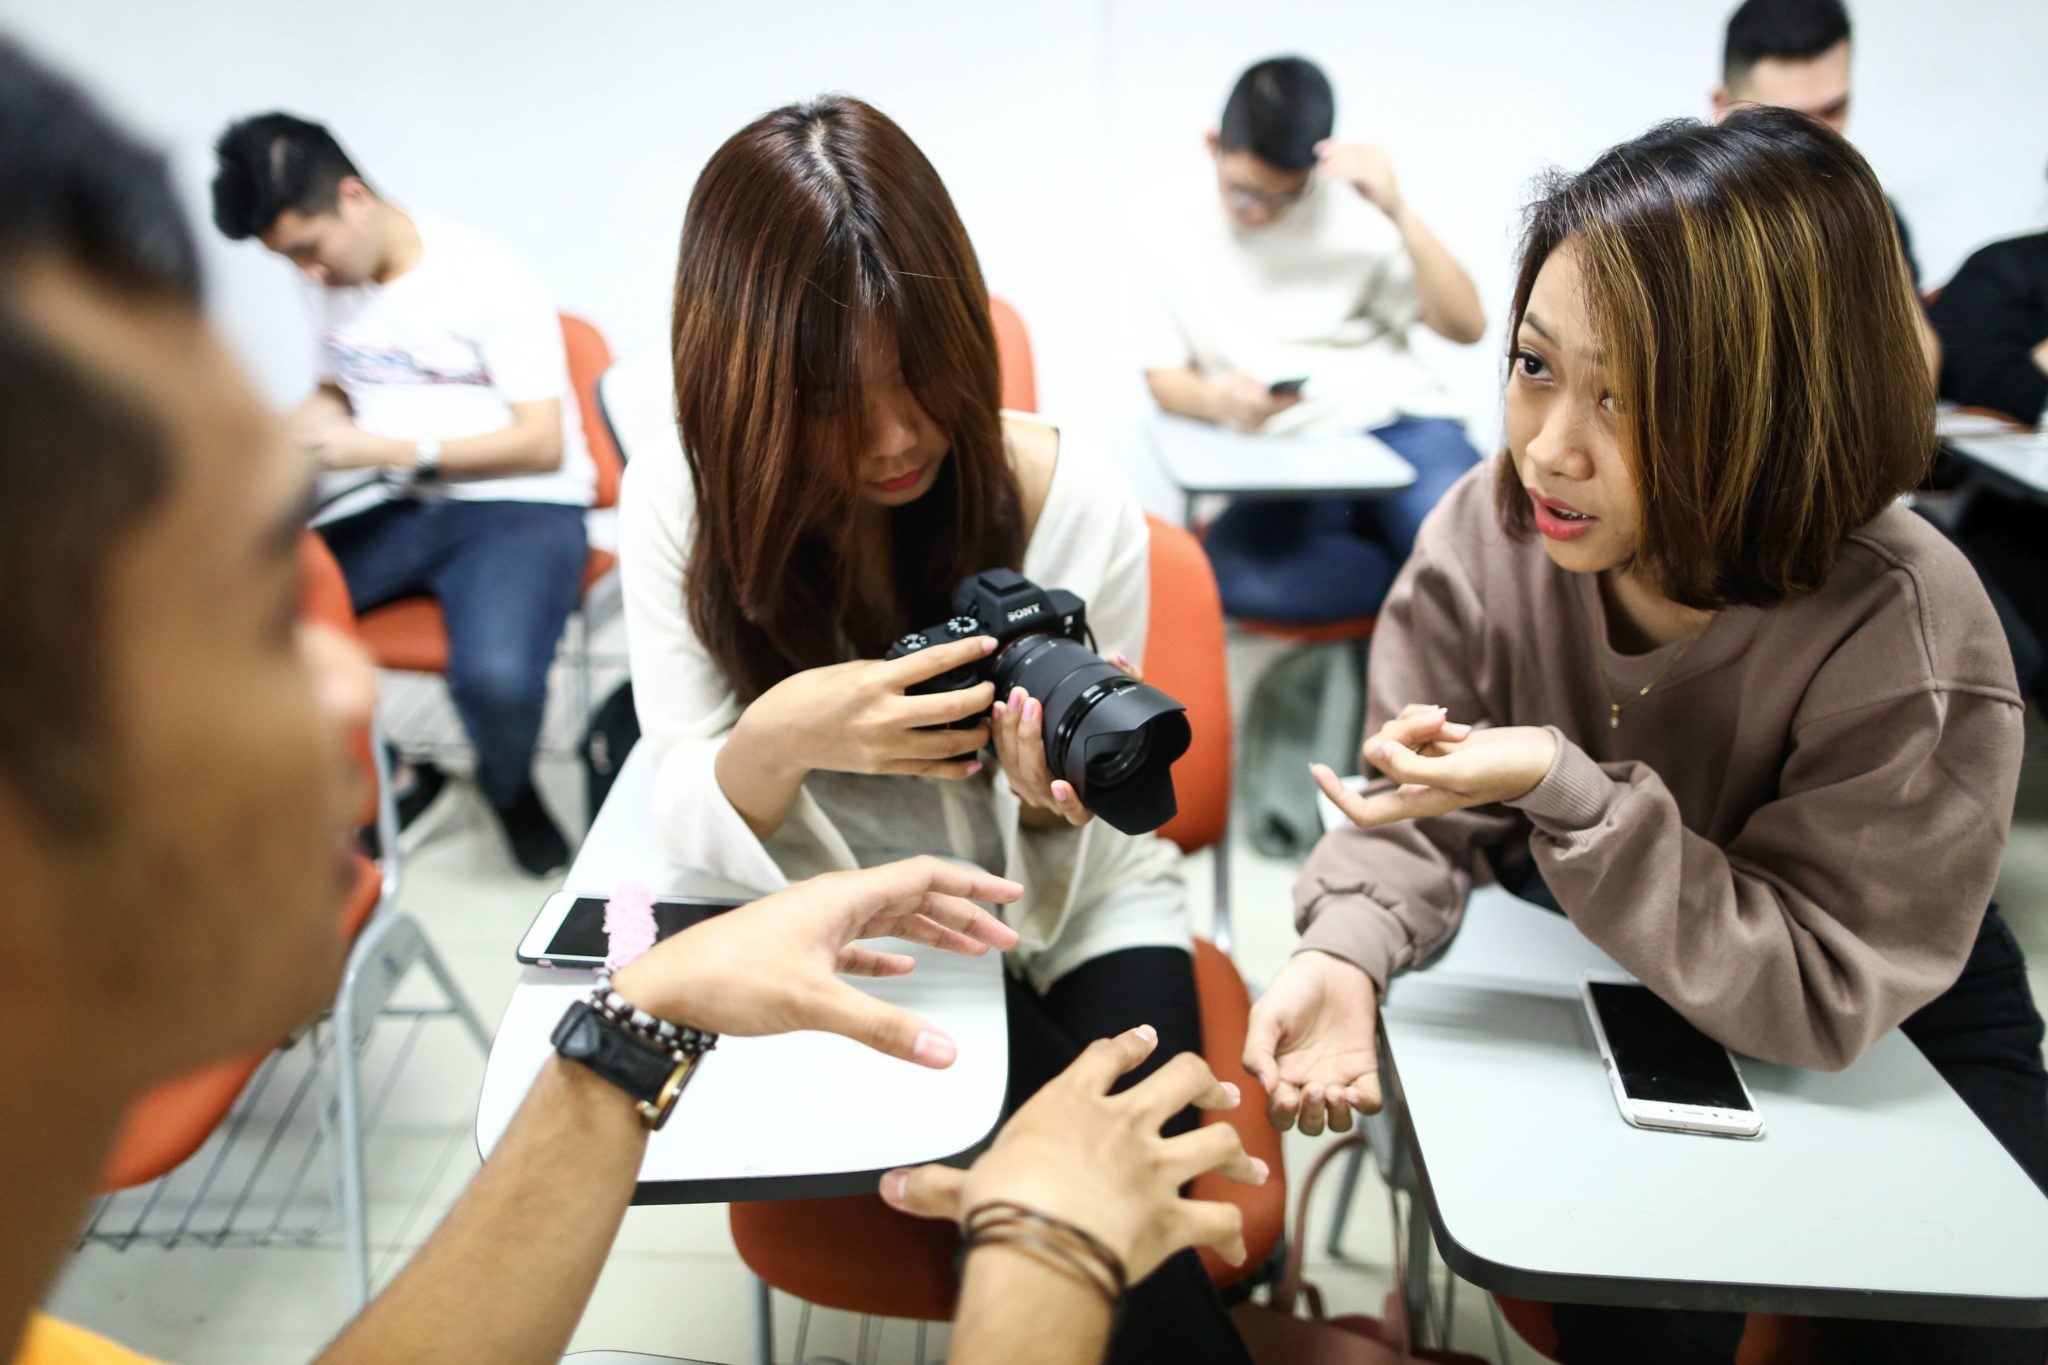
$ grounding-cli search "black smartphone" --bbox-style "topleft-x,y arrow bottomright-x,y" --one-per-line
1267,377 -> 1308,398
516,892 -> 744,967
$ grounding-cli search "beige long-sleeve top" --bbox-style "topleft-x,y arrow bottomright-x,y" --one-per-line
619,413 -> 1188,993
1296,464 -> 2024,1070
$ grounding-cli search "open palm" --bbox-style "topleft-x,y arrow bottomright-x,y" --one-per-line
1244,951 -> 1382,1137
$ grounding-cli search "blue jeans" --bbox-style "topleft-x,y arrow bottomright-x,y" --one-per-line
320,499 -> 587,807
1202,414 -> 1481,623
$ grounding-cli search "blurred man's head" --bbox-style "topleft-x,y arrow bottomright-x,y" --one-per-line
212,112 -> 386,287
1714,0 -> 1853,135
1208,56 -> 1333,230
0,42 -> 372,1084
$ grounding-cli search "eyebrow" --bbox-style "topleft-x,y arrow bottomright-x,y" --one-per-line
1520,311 -> 1606,366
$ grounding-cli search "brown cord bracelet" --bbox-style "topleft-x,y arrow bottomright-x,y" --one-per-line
960,1201 -> 1129,1307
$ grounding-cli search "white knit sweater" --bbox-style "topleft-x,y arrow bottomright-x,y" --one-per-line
617,414 -> 1188,991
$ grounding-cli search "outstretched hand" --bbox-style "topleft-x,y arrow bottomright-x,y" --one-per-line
1243,950 -> 1382,1135
610,856 -> 1021,1068
880,1026 -> 1267,1282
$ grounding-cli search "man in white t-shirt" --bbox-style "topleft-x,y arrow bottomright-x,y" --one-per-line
212,113 -> 592,874
1143,56 -> 1488,625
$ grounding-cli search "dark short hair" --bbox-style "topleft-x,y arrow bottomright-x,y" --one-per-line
1218,57 -> 1333,173
0,39 -> 189,836
1723,0 -> 1851,86
211,112 -> 365,240
1496,108 -> 1931,610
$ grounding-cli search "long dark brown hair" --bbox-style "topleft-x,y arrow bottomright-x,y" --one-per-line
671,96 -> 1023,702
1496,107 -> 1934,609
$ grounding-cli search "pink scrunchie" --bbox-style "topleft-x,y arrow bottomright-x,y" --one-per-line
603,881 -> 659,971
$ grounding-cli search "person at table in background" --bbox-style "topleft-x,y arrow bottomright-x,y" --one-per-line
1246,109 -> 2046,1365
1712,0 -> 1939,379
620,96 -> 1251,1364
210,113 -> 592,876
1926,188 -> 2048,711
0,42 -> 1260,1365
1141,55 -> 1487,625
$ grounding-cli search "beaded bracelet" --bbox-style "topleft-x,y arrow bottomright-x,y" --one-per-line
959,1201 -> 1129,1307
590,972 -> 719,1057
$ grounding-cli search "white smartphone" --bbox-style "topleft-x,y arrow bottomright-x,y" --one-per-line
1580,971 -> 1764,1139
516,891 -> 744,969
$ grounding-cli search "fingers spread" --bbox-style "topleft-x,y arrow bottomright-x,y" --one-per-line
906,891 -> 1020,951
1126,1050 -> 1233,1127
1067,1024 -> 1159,1095
1176,1198 -> 1249,1267
900,679 -> 997,728
880,1162 -> 966,1221
884,913 -> 995,958
806,978 -> 955,1068
837,944 -> 916,977
841,857 -> 1022,916
1159,1121 -> 1262,1187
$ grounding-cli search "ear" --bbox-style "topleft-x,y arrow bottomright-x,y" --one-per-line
1709,85 -> 1732,120
336,176 -> 374,209
1204,129 -> 1221,158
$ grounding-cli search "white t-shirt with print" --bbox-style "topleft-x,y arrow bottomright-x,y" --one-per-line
1141,168 -> 1459,437
309,209 -> 593,525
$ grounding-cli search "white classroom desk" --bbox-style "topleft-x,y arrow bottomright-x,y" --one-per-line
476,744 -> 1011,1204
1145,412 -> 1416,527
1944,427 -> 2048,500
1314,781 -> 2048,1326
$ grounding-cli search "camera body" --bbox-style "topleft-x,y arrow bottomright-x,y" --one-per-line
885,569 -> 1191,835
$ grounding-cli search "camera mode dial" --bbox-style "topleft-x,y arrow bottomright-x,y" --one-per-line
895,632 -> 929,652
946,615 -> 983,636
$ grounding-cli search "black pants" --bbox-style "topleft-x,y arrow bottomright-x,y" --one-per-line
1553,908 -> 2048,1365
1004,947 -> 1253,1365
1947,490 -> 2048,706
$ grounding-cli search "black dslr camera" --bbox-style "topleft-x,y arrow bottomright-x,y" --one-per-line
883,569 -> 1192,836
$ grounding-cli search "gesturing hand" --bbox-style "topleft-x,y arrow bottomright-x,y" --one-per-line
880,1026 -> 1268,1282
735,634 -> 998,784
1311,703 -> 1556,830
993,650 -> 1141,828
1315,140 -> 1404,219
1244,951 -> 1381,1136
609,856 -> 1022,1068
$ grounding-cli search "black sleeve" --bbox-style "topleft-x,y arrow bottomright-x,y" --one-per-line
1890,199 -> 1922,290
1929,234 -> 2048,423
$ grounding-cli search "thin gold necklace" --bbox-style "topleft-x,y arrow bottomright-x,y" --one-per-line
1594,629 -> 1703,729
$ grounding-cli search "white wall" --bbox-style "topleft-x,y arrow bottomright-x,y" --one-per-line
11,0 -> 2048,517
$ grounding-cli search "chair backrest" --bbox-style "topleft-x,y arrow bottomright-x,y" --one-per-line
1143,514 -> 1231,856
562,313 -> 624,510
1190,938 -> 1288,1287
990,294 -> 1037,413
98,535 -> 384,1192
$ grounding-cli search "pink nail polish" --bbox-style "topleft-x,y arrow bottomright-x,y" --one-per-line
965,761 -> 982,776
1135,1023 -> 1158,1043
912,1031 -> 956,1064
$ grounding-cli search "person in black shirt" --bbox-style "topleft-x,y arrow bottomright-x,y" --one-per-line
1929,215 -> 2048,708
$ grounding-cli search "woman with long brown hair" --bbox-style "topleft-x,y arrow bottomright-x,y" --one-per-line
619,97 -> 1251,1362
1249,107 -> 2046,1363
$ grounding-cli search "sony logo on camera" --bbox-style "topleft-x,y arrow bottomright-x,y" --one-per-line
1005,604 -> 1041,622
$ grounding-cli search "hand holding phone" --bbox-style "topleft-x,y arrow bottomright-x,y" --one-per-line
1581,972 -> 1763,1138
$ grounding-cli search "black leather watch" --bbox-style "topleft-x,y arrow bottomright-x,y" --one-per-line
551,998 -> 710,1130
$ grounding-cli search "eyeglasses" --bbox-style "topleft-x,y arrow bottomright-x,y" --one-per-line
1222,180 -> 1310,217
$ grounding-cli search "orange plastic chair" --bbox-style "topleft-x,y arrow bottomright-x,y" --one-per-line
1493,1295 -> 1821,1364
989,295 -> 1036,413
354,313 -> 624,692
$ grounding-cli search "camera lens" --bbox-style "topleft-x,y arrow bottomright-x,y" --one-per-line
992,637 -> 1190,835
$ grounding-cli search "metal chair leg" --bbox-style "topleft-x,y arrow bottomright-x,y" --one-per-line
332,956 -> 372,1311
750,1274 -> 774,1365
1210,833 -> 1233,958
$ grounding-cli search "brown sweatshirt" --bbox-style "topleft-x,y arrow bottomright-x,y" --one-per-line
1295,464 -> 2024,1071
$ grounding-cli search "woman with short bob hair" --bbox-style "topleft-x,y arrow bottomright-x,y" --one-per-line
1251,107 -> 2045,1363
621,96 -> 1253,1362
